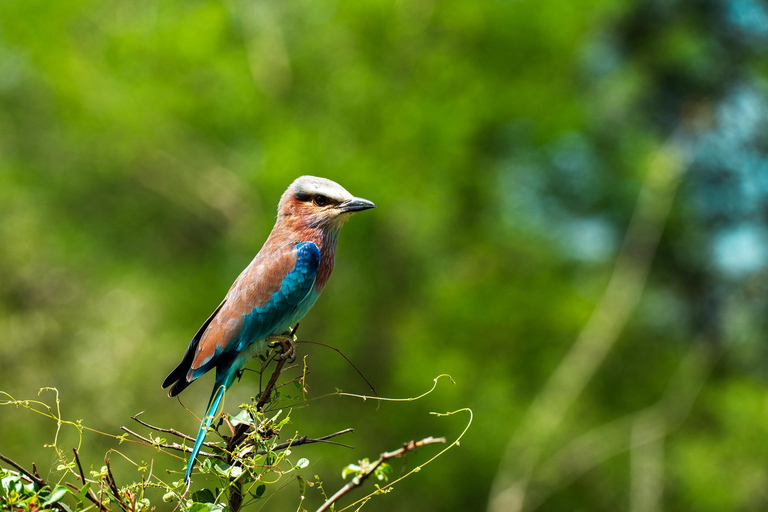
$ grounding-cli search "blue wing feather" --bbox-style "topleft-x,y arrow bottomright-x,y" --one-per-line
235,241 -> 320,351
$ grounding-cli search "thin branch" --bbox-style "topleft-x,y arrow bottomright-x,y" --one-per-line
105,458 -> 128,510
130,413 -> 218,448
316,436 -> 446,512
256,358 -> 287,412
73,448 -> 103,509
0,451 -> 48,488
120,426 -> 225,461
298,340 -> 378,396
275,369 -> 310,391
256,428 -> 355,456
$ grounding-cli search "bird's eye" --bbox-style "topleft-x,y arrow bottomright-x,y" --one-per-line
313,195 -> 328,207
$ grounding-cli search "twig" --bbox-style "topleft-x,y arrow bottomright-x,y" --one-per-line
0,451 -> 48,489
73,448 -> 103,509
298,340 -> 378,396
316,436 -> 446,512
256,358 -> 287,412
274,369 -> 310,390
105,458 -> 128,510
120,426 -> 225,460
255,428 -> 355,455
131,412 -> 217,447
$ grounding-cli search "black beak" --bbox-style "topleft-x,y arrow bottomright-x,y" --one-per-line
339,197 -> 376,213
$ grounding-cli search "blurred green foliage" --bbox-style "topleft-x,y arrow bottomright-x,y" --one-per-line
2,0 -> 768,510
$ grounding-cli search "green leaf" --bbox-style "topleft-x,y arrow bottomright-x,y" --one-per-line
255,484 -> 266,497
341,464 -> 361,480
213,463 -> 230,477
374,463 -> 392,482
42,485 -> 69,506
229,410 -> 252,427
297,476 -> 306,497
190,489 -> 216,503
188,503 -> 218,512
77,482 -> 91,500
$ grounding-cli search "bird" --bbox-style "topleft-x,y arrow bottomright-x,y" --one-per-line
162,176 -> 375,483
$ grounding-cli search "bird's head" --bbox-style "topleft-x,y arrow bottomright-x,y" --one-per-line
277,176 -> 375,234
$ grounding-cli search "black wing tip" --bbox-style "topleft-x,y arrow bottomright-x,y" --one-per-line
161,374 -> 175,390
162,360 -> 192,396
168,379 -> 191,397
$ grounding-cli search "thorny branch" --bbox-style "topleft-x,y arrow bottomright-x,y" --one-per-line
316,436 -> 447,512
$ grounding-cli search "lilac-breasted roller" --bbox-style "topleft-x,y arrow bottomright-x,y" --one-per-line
162,176 -> 375,482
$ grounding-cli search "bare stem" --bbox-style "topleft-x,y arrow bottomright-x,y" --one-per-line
131,412 -> 217,447
316,436 -> 446,512
120,426 -> 225,461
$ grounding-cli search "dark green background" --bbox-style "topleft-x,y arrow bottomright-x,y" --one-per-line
2,0 -> 768,510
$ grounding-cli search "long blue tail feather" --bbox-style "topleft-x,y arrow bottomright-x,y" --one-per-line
185,381 -> 227,483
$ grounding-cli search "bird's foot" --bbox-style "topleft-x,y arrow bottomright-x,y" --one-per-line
266,326 -> 298,362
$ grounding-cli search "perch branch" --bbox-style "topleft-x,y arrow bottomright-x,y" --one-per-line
228,356 -> 287,512
228,357 -> 288,451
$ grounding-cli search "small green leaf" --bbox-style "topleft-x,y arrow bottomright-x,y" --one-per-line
229,410 -> 252,427
374,463 -> 391,482
188,503 -> 214,512
190,489 -> 216,504
297,476 -> 306,497
77,482 -> 91,499
341,464 -> 361,480
255,484 -> 266,497
42,485 -> 68,506
213,464 -> 231,477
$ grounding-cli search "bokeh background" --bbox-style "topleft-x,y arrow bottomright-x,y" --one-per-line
2,0 -> 768,510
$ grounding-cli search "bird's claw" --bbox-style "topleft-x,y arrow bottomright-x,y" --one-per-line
266,329 -> 297,362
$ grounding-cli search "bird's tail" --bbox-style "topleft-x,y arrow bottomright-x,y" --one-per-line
185,381 -> 227,483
